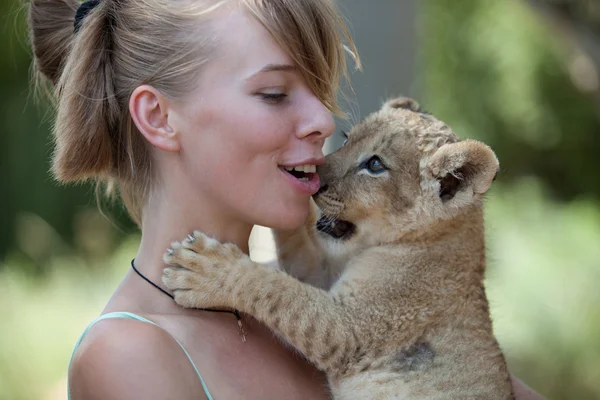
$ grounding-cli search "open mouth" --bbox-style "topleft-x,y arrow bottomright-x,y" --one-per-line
279,164 -> 321,195
281,164 -> 317,181
316,215 -> 356,239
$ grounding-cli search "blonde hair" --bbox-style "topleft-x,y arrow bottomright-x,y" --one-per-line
28,0 -> 359,225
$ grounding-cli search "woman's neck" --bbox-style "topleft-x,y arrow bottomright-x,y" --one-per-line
132,186 -> 253,304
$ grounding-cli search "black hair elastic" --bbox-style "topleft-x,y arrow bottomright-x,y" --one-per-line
74,0 -> 102,33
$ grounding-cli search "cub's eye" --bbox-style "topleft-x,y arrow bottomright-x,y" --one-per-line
365,156 -> 386,174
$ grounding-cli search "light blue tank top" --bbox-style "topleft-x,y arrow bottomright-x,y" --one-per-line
68,311 -> 213,399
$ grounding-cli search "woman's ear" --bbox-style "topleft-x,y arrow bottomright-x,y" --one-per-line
422,139 -> 499,204
129,85 -> 180,152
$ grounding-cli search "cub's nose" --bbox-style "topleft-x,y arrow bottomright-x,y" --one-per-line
315,184 -> 329,196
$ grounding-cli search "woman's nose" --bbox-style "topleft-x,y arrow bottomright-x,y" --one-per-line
296,94 -> 335,143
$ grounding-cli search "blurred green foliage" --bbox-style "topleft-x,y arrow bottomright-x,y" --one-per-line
0,1 -> 135,271
486,181 -> 600,400
420,0 -> 600,201
1,0 -> 599,399
0,235 -> 137,400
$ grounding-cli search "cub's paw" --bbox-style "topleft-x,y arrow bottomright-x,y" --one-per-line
162,231 -> 251,309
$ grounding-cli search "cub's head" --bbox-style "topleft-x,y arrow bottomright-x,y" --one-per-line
314,97 -> 499,246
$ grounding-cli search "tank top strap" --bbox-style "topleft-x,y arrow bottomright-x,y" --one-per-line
68,311 -> 213,400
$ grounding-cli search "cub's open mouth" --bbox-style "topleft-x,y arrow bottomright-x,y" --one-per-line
316,216 -> 356,239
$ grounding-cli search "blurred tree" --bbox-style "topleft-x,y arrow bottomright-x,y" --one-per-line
524,0 -> 600,104
525,0 -> 600,43
0,1 -> 134,268
420,0 -> 600,202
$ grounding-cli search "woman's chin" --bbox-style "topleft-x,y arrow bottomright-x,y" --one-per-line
262,205 -> 310,231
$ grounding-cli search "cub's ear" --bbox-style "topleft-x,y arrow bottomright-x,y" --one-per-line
421,140 -> 499,204
382,96 -> 421,112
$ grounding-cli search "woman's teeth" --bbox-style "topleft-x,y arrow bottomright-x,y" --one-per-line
283,164 -> 317,173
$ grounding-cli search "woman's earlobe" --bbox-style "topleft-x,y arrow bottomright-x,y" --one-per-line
129,85 -> 181,152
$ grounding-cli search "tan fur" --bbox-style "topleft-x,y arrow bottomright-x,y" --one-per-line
163,97 -> 513,399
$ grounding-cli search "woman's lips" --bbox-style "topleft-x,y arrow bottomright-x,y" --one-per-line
279,168 -> 321,195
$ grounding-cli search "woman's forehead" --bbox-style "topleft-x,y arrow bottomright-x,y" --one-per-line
208,7 -> 295,79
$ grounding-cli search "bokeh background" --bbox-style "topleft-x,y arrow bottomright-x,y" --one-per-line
1,0 -> 599,399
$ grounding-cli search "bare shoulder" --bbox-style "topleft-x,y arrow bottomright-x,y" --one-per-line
69,316 -> 208,400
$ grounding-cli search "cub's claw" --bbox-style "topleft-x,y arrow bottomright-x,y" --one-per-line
162,231 -> 252,310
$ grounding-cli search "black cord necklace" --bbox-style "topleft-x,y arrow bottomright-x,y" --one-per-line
131,259 -> 246,342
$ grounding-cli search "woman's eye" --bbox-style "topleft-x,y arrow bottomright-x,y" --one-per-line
260,93 -> 288,104
366,156 -> 386,174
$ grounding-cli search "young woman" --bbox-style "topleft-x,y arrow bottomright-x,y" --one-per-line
28,0 -> 545,398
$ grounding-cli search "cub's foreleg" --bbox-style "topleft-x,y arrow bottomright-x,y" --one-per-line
163,231 -> 356,373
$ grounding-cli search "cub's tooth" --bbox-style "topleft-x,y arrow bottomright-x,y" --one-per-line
309,165 -> 316,173
302,165 -> 310,173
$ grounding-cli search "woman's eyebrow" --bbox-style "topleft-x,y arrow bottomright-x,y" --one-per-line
246,63 -> 297,80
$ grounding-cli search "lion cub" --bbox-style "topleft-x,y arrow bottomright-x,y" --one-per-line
163,97 -> 514,399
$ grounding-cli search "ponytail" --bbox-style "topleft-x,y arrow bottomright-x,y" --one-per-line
30,0 -> 121,183
52,0 -> 120,183
29,0 -> 79,85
